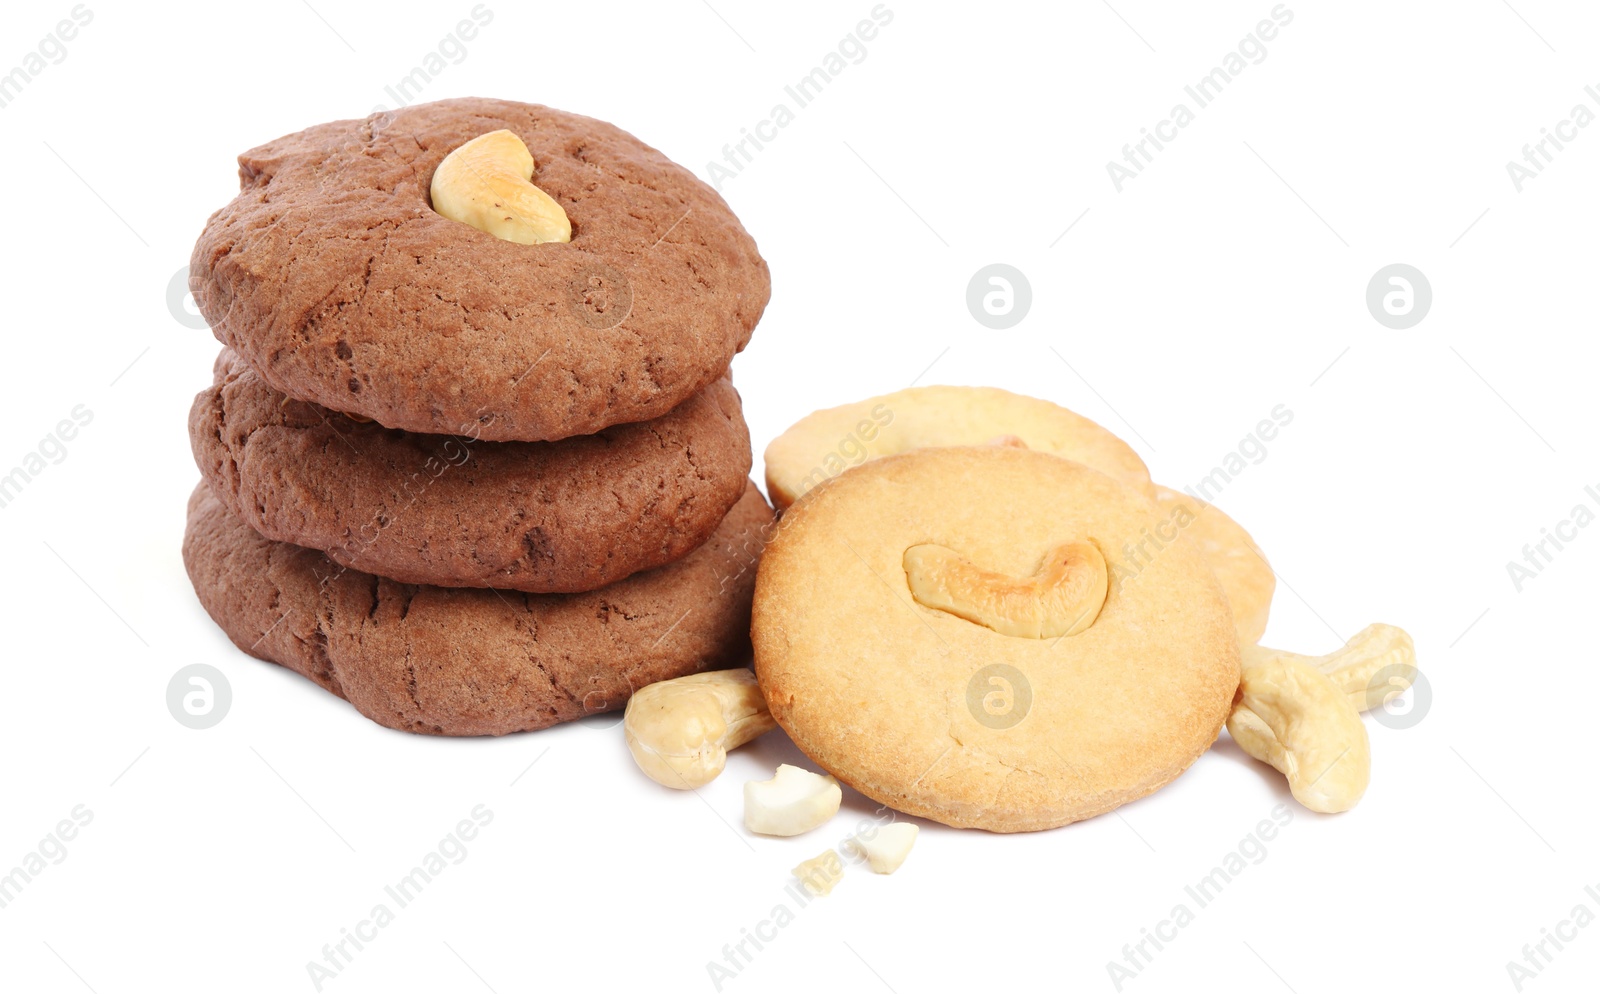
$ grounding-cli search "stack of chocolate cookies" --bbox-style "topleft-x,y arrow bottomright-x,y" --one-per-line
182,98 -> 773,735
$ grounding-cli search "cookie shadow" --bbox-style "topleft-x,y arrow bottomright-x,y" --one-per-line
1210,731 -> 1296,806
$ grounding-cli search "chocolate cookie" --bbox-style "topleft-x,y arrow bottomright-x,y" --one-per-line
183,481 -> 773,736
190,349 -> 751,593
190,97 -> 770,441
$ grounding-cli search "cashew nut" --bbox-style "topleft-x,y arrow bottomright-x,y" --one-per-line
848,822 -> 919,874
1228,654 -> 1371,813
430,129 -> 571,244
1243,623 -> 1417,712
792,849 -> 843,897
903,541 -> 1107,638
1227,624 -> 1415,811
744,765 -> 842,837
623,669 -> 776,789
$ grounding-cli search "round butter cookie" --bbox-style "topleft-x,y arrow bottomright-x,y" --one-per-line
1152,485 -> 1275,644
190,97 -> 769,441
190,349 -> 751,593
763,385 -> 1152,509
751,447 -> 1238,832
184,482 -> 773,736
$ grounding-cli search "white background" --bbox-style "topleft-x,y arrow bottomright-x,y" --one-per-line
1,1 -> 1596,991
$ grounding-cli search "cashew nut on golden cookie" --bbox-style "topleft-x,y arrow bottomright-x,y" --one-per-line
752,446 -> 1240,832
763,386 -> 1276,644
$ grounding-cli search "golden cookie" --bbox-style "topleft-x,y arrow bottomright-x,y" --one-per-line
752,447 -> 1239,832
762,385 -> 1152,510
1151,486 -> 1275,644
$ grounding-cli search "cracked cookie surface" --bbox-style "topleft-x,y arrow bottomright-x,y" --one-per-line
190,349 -> 751,593
751,447 -> 1239,832
189,97 -> 770,441
184,481 -> 773,735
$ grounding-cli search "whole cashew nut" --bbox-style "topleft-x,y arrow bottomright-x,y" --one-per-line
1228,654 -> 1371,813
430,129 -> 572,245
1244,623 -> 1417,712
1226,624 -> 1415,812
623,669 -> 776,789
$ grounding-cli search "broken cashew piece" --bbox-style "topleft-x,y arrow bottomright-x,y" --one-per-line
430,129 -> 572,244
792,849 -> 843,897
623,669 -> 776,789
1228,655 -> 1371,813
744,764 -> 842,837
848,822 -> 919,874
903,541 -> 1108,638
1244,623 -> 1417,712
